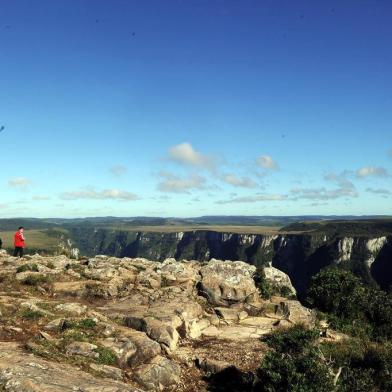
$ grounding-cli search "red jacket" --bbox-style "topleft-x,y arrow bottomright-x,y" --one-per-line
14,231 -> 25,248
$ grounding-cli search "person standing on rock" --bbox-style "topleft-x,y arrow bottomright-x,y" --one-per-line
13,226 -> 25,257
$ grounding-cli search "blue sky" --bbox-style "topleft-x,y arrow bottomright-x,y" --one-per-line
0,0 -> 391,218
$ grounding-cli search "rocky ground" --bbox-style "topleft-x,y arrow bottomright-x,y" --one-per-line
0,250 -> 322,391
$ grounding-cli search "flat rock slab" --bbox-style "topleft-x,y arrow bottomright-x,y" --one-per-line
0,342 -> 142,392
217,323 -> 274,340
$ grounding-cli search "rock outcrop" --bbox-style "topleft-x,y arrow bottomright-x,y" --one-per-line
65,228 -> 392,295
0,251 -> 322,391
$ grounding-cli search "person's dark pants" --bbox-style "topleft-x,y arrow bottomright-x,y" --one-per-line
13,247 -> 24,258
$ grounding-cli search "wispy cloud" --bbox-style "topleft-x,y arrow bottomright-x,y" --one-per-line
356,166 -> 390,178
60,187 -> 140,201
291,187 -> 357,200
157,171 -> 206,193
8,177 -> 32,188
221,173 -> 257,188
324,171 -> 356,189
366,187 -> 391,195
32,195 -> 51,201
109,165 -> 127,177
216,193 -> 286,204
167,143 -> 216,170
256,155 -> 278,170
291,171 -> 358,201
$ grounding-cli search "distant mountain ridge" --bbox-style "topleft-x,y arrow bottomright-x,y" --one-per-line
1,215 -> 391,231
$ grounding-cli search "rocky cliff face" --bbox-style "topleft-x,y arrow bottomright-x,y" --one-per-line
0,251 -> 317,392
69,228 -> 392,295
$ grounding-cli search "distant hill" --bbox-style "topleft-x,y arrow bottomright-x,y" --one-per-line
1,215 -> 391,232
281,219 -> 392,237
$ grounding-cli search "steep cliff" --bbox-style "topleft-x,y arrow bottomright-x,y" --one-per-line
68,227 -> 392,295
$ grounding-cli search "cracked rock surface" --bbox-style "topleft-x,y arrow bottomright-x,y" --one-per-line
0,252 -> 317,391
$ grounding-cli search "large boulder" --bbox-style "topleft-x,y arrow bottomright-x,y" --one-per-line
0,342 -> 141,391
264,265 -> 296,296
199,259 -> 259,306
99,327 -> 161,367
134,356 -> 181,391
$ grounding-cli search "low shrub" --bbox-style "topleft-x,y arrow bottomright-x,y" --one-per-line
22,274 -> 49,286
253,267 -> 273,299
76,318 -> 97,329
94,346 -> 117,365
17,263 -> 39,273
255,325 -> 334,392
21,309 -> 44,320
321,339 -> 392,391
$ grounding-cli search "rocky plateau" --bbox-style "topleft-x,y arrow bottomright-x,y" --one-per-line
0,251 -> 336,391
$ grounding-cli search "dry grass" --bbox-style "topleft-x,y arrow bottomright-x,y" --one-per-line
0,229 -> 63,251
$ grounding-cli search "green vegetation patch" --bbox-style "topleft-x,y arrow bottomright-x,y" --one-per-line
255,325 -> 334,392
22,274 -> 50,286
21,309 -> 45,320
16,263 -> 39,273
64,318 -> 97,330
321,339 -> 392,392
94,346 -> 117,365
307,267 -> 392,341
253,267 -> 296,300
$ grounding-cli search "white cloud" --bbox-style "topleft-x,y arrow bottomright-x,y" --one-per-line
157,171 -> 206,193
8,177 -> 32,188
221,173 -> 257,188
60,187 -> 140,201
110,165 -> 127,177
216,193 -> 286,204
356,166 -> 390,178
168,143 -> 216,170
257,155 -> 278,170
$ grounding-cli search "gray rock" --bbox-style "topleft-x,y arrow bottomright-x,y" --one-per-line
0,341 -> 141,391
55,302 -> 87,316
199,260 -> 259,306
264,266 -> 296,296
90,363 -> 123,381
66,341 -> 99,359
134,356 -> 181,391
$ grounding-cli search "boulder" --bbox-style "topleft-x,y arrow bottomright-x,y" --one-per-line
66,341 -> 99,359
215,307 -> 242,322
269,297 -> 316,327
99,327 -> 161,368
55,302 -> 87,316
44,318 -> 65,332
0,342 -> 141,391
52,280 -> 90,296
89,363 -> 123,381
264,266 -> 296,296
134,356 -> 181,391
199,259 -> 259,306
